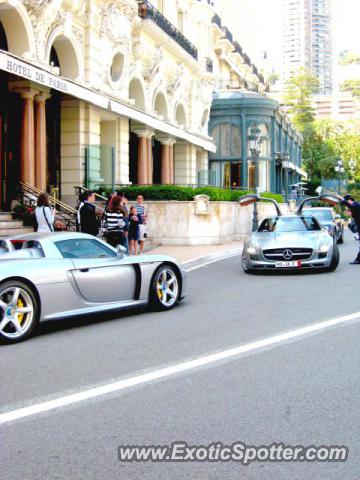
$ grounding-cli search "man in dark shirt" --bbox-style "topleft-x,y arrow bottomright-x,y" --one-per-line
79,191 -> 99,236
341,194 -> 360,264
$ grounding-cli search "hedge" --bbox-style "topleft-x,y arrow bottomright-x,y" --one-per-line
98,185 -> 283,203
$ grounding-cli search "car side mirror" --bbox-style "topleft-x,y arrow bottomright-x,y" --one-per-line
116,245 -> 127,256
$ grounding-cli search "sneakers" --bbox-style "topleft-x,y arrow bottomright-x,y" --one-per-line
350,254 -> 360,265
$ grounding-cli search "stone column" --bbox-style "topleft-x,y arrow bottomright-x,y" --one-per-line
20,89 -> 37,186
169,143 -> 175,184
136,135 -> 147,185
147,136 -> 154,185
161,144 -> 170,184
34,92 -> 50,192
157,137 -> 176,185
133,129 -> 154,185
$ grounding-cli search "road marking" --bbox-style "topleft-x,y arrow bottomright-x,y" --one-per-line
184,250 -> 243,272
2,310 -> 360,426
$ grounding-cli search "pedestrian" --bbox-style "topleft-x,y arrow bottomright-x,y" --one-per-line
341,194 -> 360,264
79,191 -> 99,236
35,193 -> 56,232
105,191 -> 117,211
135,194 -> 148,254
128,205 -> 142,255
104,195 -> 128,249
76,191 -> 87,232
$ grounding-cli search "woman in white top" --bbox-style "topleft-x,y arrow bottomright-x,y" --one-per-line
35,193 -> 56,232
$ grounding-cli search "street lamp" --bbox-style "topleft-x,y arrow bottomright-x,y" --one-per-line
248,126 -> 262,231
335,157 -> 345,194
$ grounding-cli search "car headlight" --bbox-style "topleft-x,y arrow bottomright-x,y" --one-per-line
247,246 -> 258,255
319,243 -> 331,253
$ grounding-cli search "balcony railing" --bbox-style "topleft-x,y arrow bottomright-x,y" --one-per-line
221,26 -> 233,44
232,41 -> 243,55
138,1 -> 198,60
212,13 -> 222,29
205,57 -> 213,73
242,52 -> 251,66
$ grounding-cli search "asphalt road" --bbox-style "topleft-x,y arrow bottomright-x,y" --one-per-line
2,231 -> 360,479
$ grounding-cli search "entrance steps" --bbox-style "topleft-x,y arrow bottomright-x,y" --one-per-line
0,212 -> 34,237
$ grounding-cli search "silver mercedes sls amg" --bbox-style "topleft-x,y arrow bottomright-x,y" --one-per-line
240,194 -> 341,274
0,232 -> 187,344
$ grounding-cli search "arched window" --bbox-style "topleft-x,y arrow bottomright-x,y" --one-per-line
210,124 -> 242,159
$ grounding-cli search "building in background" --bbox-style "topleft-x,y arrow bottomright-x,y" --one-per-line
282,0 -> 333,95
0,0 -> 274,210
209,91 -> 304,193
313,93 -> 360,120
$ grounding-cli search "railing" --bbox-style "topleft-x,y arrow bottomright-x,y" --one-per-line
19,182 -> 77,231
232,41 -> 243,55
221,26 -> 233,43
138,1 -> 198,60
74,186 -> 107,212
212,13 -> 222,29
242,52 -> 251,66
205,57 -> 213,73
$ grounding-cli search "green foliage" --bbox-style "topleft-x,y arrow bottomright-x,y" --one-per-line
99,185 -> 283,204
283,67 -> 319,130
340,79 -> 360,98
339,50 -> 360,65
267,72 -> 279,86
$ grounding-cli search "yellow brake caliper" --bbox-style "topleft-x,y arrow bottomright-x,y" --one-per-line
17,298 -> 24,324
157,282 -> 163,300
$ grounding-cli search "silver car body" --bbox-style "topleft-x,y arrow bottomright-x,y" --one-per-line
242,214 -> 336,271
302,207 -> 344,242
0,232 -> 187,322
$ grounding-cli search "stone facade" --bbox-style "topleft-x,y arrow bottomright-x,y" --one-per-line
0,0 -> 269,208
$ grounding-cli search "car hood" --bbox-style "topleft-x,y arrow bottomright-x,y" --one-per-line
252,231 -> 328,249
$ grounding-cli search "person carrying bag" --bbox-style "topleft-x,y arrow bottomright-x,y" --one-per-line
104,195 -> 128,249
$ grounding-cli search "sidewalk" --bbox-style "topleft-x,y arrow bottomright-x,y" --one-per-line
146,240 -> 244,270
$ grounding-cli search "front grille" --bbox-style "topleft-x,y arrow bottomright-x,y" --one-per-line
263,248 -> 313,261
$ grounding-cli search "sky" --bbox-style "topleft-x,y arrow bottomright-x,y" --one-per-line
226,0 -> 360,72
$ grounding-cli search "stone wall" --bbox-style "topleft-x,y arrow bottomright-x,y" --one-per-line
143,201 -> 287,246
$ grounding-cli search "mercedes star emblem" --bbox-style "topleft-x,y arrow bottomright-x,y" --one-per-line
283,249 -> 293,260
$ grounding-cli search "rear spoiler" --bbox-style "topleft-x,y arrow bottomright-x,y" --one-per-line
239,194 -> 282,216
296,194 -> 341,215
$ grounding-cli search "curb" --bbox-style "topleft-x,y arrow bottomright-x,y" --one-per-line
182,247 -> 244,272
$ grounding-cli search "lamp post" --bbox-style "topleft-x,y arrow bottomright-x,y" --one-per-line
335,157 -> 345,194
248,126 -> 262,231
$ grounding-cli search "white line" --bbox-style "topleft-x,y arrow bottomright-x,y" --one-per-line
1,310 -> 360,426
185,250 -> 242,272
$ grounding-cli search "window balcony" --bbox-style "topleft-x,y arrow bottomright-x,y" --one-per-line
212,13 -> 222,30
138,1 -> 198,60
205,57 -> 213,73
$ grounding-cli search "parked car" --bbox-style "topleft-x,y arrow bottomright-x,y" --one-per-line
0,232 -> 186,343
302,207 -> 344,244
240,194 -> 341,274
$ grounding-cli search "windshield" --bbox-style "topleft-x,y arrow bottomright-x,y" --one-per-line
303,209 -> 333,221
258,216 -> 321,232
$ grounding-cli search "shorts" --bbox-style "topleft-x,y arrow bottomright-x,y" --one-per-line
138,224 -> 147,241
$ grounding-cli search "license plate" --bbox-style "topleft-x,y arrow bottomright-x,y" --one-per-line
275,261 -> 301,268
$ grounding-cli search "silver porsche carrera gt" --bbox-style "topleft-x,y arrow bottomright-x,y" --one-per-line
240,194 -> 341,274
0,232 -> 187,343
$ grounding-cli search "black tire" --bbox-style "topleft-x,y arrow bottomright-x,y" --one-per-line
0,280 -> 39,344
337,232 -> 344,244
150,264 -> 181,311
328,245 -> 340,272
241,253 -> 255,274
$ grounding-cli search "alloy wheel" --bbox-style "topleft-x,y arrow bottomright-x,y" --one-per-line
0,287 -> 34,340
156,268 -> 179,308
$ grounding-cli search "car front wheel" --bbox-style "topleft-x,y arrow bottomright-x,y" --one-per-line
0,281 -> 39,344
328,245 -> 340,272
151,265 -> 180,310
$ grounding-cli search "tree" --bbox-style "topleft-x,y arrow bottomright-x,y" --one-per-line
339,50 -> 360,65
340,79 -> 360,98
283,68 -> 319,131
